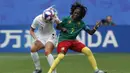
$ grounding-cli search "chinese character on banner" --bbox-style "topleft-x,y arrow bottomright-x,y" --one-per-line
0,30 -> 22,48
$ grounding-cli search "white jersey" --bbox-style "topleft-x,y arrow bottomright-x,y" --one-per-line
31,14 -> 60,39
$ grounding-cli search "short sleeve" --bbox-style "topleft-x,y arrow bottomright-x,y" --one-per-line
31,17 -> 39,29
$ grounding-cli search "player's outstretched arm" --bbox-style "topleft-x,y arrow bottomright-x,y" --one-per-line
56,24 -> 67,32
56,17 -> 68,32
53,15 -> 68,32
84,22 -> 101,35
53,15 -> 61,24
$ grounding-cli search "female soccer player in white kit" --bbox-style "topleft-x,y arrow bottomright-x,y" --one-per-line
30,6 -> 60,73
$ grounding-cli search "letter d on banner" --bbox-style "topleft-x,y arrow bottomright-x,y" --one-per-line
88,31 -> 102,47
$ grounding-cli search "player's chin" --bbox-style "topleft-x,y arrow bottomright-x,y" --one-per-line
73,17 -> 79,21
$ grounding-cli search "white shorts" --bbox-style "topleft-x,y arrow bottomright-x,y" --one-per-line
37,33 -> 57,47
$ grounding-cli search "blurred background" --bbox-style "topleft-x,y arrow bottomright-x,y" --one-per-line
0,0 -> 130,73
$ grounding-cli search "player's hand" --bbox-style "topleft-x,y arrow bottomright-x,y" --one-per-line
93,21 -> 102,30
100,19 -> 111,26
61,27 -> 68,33
96,21 -> 102,27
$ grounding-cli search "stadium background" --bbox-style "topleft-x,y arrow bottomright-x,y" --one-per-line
0,0 -> 130,53
0,0 -> 130,73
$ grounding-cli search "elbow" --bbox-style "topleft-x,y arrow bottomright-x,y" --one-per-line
30,28 -> 34,35
88,31 -> 94,35
88,29 -> 96,35
89,31 -> 95,35
89,33 -> 94,35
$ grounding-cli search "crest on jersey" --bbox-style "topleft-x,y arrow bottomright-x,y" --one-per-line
68,20 -> 72,24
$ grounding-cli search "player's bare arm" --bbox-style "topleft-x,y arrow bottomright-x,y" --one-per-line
54,15 -> 61,24
56,24 -> 67,32
86,21 -> 101,35
30,27 -> 37,40
53,15 -> 68,32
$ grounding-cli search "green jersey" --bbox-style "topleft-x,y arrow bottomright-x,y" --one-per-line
58,16 -> 90,42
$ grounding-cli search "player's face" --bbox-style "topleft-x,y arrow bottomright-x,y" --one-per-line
72,8 -> 81,20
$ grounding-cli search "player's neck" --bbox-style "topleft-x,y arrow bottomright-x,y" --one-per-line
70,15 -> 80,22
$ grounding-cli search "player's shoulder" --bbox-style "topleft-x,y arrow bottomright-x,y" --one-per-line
34,14 -> 42,21
62,16 -> 70,21
61,16 -> 71,23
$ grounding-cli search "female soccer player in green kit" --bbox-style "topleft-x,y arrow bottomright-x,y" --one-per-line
48,2 -> 107,73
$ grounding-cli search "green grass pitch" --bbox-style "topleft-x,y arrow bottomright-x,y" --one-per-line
0,53 -> 130,73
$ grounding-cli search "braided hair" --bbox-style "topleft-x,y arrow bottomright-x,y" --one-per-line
70,2 -> 87,20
